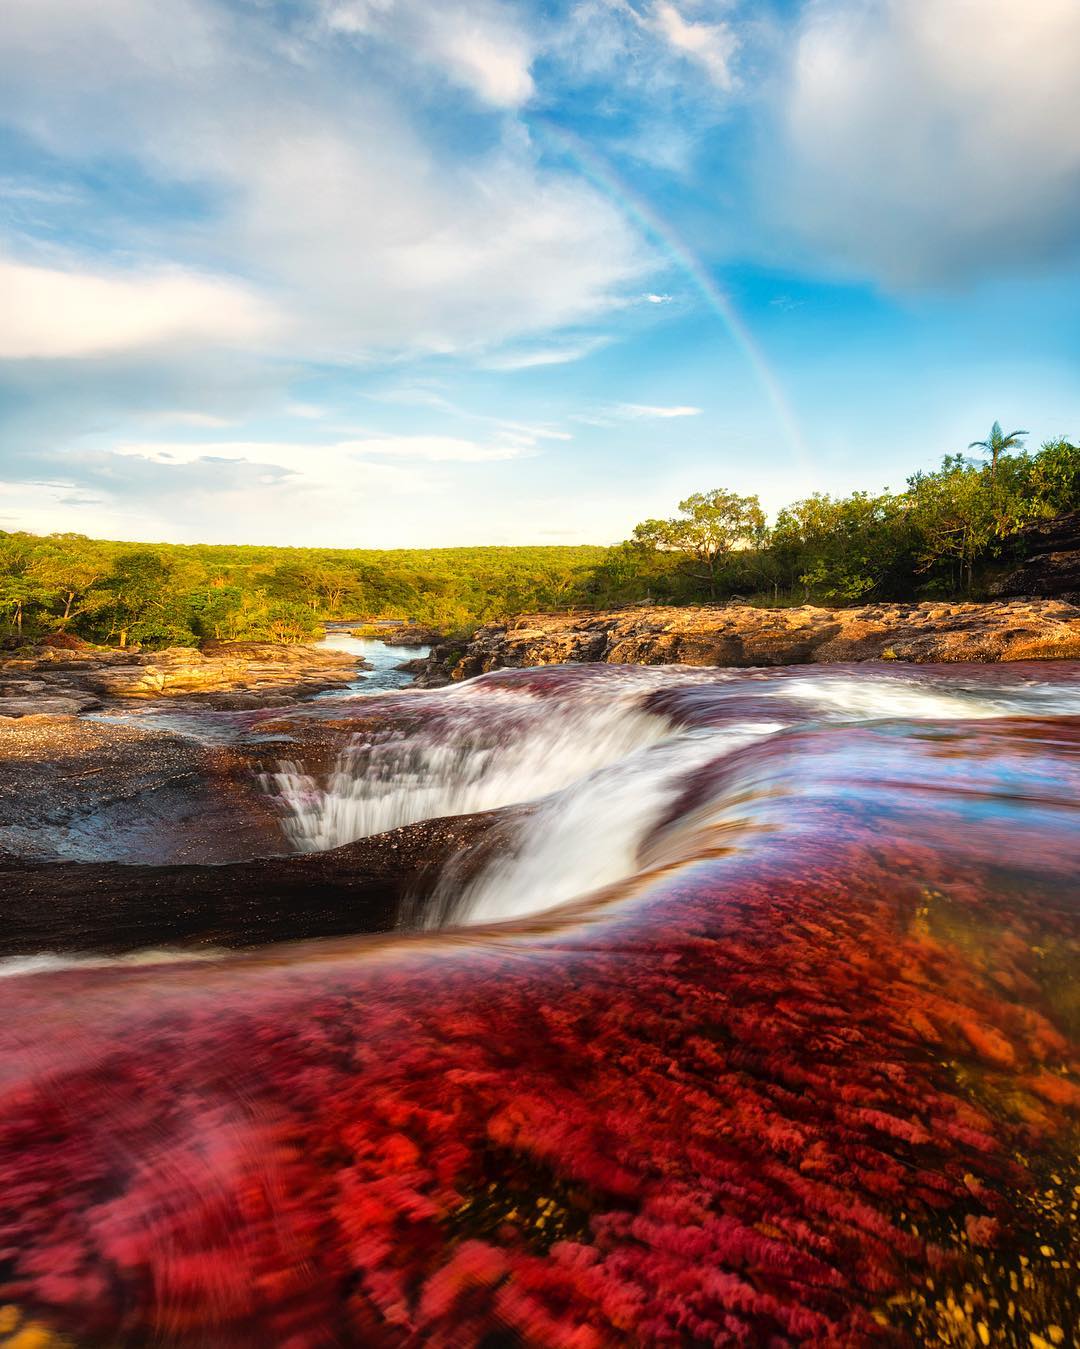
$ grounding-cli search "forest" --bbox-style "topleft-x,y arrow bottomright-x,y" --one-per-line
1,429 -> 1076,648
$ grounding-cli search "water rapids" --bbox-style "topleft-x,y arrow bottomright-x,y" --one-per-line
267,662 -> 1080,926
1,659 -> 1078,1347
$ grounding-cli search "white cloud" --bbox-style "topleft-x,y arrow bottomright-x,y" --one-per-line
141,410 -> 238,429
0,255 -> 274,359
617,403 -> 702,419
321,0 -> 536,107
366,386 -> 573,444
346,434 -> 527,462
478,337 -> 613,370
649,2 -> 738,90
1,428 -> 535,546
107,434 -> 528,467
771,0 -> 1080,285
0,0 -> 647,364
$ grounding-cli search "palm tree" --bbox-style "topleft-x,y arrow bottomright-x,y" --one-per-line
968,421 -> 1027,483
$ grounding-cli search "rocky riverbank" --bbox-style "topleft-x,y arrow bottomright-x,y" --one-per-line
0,714 -> 286,862
0,635 -> 366,718
417,598 -> 1080,684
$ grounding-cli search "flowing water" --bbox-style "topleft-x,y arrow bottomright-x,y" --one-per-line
0,660 -> 1078,1347
314,630 -> 431,695
271,663 -> 1080,927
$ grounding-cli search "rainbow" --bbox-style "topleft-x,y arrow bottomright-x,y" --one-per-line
533,119 -> 812,471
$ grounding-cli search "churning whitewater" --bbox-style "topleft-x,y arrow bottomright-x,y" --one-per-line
267,664 -> 1080,927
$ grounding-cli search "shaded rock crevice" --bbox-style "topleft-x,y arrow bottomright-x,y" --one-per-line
990,510 -> 1080,603
0,810 -> 511,958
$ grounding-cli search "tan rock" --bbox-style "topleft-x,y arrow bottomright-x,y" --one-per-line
422,599 -> 1080,683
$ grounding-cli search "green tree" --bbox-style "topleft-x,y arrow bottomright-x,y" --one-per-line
771,492 -> 915,602
1028,438 -> 1080,513
0,537 -> 49,636
633,489 -> 766,600
908,457 -> 996,594
28,537 -> 107,625
264,600 -> 321,645
968,421 -> 1027,484
97,549 -> 187,647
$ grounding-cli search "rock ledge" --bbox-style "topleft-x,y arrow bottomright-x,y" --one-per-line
419,599 -> 1080,684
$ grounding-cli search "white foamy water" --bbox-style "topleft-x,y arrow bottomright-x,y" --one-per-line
267,684 -> 673,854
448,721 -> 783,926
776,673 -> 1080,722
269,665 -> 1080,928
0,948 -> 228,980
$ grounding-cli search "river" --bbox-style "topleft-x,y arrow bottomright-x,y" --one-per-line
0,658 -> 1077,1346
315,627 -> 431,695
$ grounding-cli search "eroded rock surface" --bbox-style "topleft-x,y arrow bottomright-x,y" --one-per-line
418,598 -> 1080,683
0,638 -> 365,717
0,716 -> 283,862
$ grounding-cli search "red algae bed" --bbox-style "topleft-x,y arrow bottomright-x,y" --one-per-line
0,664 -> 1078,1347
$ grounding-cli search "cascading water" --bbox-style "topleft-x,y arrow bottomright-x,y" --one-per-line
267,664 -> 1080,927
266,679 -> 676,853
3,659 -> 1079,1347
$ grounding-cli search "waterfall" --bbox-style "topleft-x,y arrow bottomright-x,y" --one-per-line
267,666 -> 1080,928
265,682 -> 676,854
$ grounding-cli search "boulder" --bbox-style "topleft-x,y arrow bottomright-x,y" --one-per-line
375,626 -> 444,646
0,716 -> 283,863
0,693 -> 103,719
0,641 -> 366,709
76,642 -> 363,701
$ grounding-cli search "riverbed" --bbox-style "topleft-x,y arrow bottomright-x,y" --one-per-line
0,659 -> 1077,1346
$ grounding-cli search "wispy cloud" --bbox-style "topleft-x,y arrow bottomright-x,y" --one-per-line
345,435 -> 529,462
107,435 -> 530,467
616,403 -> 702,419
142,410 -> 239,429
320,0 -> 537,108
366,386 -> 572,445
648,2 -> 739,91
478,337 -> 612,371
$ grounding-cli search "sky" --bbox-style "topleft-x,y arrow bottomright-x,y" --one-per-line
1,0 -> 1079,549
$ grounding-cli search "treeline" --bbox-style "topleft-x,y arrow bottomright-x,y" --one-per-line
1,429 -> 1076,648
0,541 -> 608,648
589,431 -> 1079,608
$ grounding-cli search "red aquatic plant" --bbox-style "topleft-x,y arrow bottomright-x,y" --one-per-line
0,703 -> 1077,1346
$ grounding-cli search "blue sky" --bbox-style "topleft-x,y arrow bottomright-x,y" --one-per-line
1,0 -> 1078,547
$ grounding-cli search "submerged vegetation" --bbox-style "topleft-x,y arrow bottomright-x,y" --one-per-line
1,431 -> 1076,647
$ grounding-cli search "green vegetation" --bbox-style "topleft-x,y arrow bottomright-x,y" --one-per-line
0,539 -> 609,647
590,430 -> 1078,607
1,429 -> 1076,648
631,490 -> 766,600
